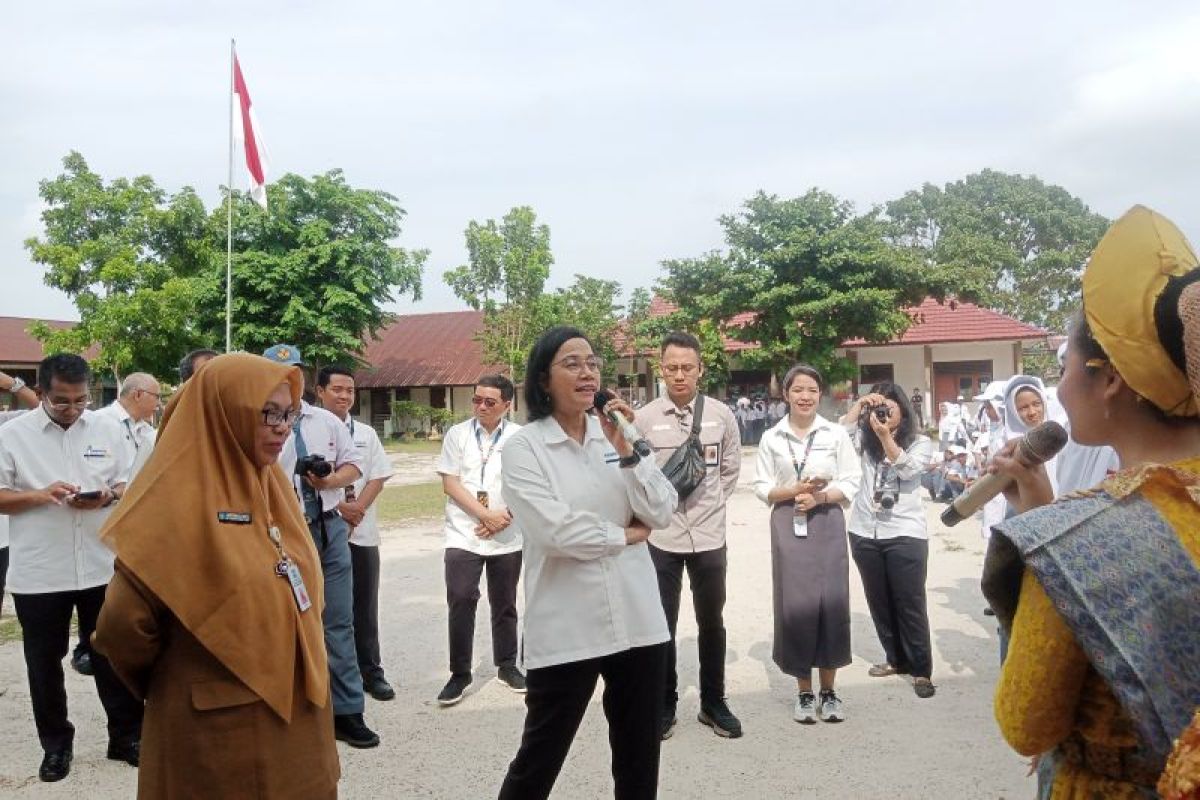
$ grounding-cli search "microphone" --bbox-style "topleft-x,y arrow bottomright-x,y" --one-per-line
593,390 -> 653,458
940,420 -> 1068,527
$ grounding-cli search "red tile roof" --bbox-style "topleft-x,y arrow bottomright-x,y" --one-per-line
0,316 -> 79,364
645,297 -> 758,353
355,310 -> 503,388
841,298 -> 1047,346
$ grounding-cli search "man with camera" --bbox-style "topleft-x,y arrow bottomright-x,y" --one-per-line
635,331 -> 743,740
264,345 -> 378,748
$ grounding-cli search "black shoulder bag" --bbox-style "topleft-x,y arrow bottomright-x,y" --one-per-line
660,394 -> 707,501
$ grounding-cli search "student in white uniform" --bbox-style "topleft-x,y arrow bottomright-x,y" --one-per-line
0,354 -> 142,783
315,366 -> 396,702
95,372 -> 160,483
435,374 -> 525,706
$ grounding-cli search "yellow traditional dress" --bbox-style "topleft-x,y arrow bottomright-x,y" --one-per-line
993,459 -> 1200,799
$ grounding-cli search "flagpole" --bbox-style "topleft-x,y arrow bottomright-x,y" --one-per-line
225,37 -> 235,353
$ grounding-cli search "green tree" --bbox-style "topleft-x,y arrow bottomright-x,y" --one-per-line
444,206 -> 554,380
887,169 -> 1109,332
211,170 -> 427,369
655,190 -> 960,383
24,151 -> 214,380
543,275 -> 626,376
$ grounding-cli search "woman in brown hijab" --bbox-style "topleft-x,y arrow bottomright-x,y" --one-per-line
93,353 -> 339,799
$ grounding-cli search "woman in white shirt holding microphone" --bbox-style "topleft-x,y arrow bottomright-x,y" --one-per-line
497,326 -> 677,800
754,364 -> 860,724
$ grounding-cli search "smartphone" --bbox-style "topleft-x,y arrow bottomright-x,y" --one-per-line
73,490 -> 103,501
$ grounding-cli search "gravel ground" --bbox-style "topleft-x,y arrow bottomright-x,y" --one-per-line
0,457 -> 1031,799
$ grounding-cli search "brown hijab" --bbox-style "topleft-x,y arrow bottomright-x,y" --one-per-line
100,353 -> 328,722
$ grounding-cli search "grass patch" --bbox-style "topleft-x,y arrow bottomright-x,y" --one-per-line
382,438 -> 444,455
0,614 -> 21,644
376,481 -> 446,525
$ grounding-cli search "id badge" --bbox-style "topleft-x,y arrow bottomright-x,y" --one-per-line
477,491 -> 489,509
793,507 -> 808,538
285,562 -> 313,612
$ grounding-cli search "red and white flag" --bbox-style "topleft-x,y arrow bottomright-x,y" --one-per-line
232,53 -> 270,208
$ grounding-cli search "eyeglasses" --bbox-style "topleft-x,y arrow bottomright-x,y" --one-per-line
661,363 -> 699,375
552,356 -> 604,375
472,396 -> 502,409
139,389 -> 162,400
261,408 -> 295,427
44,398 -> 91,411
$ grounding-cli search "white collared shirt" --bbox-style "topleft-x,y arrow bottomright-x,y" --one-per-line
279,400 -> 364,513
847,431 -> 934,541
753,414 -> 861,507
436,417 -> 523,555
341,416 -> 393,547
0,406 -> 132,593
0,411 -> 27,550
95,400 -> 157,481
501,414 -> 676,669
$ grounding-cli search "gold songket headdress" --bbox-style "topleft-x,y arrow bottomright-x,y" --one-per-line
1082,205 -> 1200,417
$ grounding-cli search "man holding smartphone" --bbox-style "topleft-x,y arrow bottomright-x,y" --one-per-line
0,354 -> 142,783
434,374 -> 524,706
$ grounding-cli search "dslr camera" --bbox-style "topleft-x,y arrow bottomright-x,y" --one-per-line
873,464 -> 900,510
861,403 -> 892,425
295,453 -> 333,479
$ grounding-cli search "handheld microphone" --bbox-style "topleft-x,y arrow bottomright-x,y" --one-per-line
593,390 -> 653,458
940,420 -> 1068,527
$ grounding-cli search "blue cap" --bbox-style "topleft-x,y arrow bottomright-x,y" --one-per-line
263,344 -> 303,365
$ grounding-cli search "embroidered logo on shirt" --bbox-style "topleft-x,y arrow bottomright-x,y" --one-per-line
82,446 -> 111,459
604,450 -> 620,464
217,511 -> 253,524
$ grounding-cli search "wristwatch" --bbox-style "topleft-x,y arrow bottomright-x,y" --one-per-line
619,453 -> 641,468
6,377 -> 24,393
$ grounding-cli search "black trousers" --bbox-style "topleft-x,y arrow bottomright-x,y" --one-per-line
13,585 -> 143,752
444,548 -> 522,675
648,544 -> 727,706
0,546 -> 7,616
498,643 -> 668,800
350,542 -> 386,683
849,534 -> 933,679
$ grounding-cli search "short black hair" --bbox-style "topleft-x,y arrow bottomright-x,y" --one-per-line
477,373 -> 515,402
782,363 -> 824,394
38,353 -> 90,391
179,349 -> 219,382
661,331 -> 702,358
524,326 -> 592,421
317,365 -> 355,388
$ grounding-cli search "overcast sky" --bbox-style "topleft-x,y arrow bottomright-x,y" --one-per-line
4,1 -> 1199,323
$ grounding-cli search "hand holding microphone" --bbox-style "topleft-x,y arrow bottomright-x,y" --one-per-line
593,390 -> 653,458
940,421 -> 1067,527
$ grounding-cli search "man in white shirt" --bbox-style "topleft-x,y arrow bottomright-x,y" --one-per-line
0,368 -> 40,618
95,372 -> 160,484
434,374 -> 524,706
636,332 -> 743,740
265,345 -> 377,749
315,366 -> 396,702
0,354 -> 142,783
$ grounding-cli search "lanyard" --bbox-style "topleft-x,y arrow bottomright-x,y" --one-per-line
474,420 -> 504,483
122,418 -> 140,452
784,429 -> 818,480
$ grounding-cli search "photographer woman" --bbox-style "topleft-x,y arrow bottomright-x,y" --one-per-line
841,384 -> 936,699
496,326 -> 676,800
753,364 -> 860,724
983,206 -> 1200,796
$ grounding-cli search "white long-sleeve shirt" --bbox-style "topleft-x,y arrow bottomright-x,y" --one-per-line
846,432 -> 934,540
501,414 -> 676,669
753,414 -> 860,507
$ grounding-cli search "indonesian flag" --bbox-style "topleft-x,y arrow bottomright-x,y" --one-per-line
232,54 -> 270,209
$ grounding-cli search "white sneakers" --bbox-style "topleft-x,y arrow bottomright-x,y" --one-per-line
794,689 -> 845,723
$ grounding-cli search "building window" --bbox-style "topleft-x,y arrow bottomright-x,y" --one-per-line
859,364 -> 895,386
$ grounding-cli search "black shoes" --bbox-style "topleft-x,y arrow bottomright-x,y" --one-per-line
660,704 -> 678,741
107,739 -> 140,767
71,650 -> 93,676
436,673 -> 472,707
365,676 -> 395,702
497,666 -> 527,694
39,748 -> 72,782
698,699 -> 743,739
334,713 -> 381,748
914,678 -> 937,699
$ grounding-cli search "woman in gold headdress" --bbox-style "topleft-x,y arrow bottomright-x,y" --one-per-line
983,206 -> 1200,798
92,354 -> 339,799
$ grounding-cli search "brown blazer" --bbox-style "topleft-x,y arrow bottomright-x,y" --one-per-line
95,565 -> 340,799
